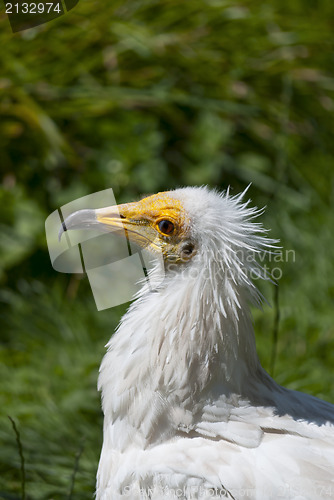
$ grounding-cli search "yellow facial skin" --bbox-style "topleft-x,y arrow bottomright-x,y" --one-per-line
95,192 -> 194,262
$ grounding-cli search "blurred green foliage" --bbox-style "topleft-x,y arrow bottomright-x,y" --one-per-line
0,0 -> 334,498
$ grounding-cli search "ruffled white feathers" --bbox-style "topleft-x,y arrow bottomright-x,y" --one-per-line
96,186 -> 334,500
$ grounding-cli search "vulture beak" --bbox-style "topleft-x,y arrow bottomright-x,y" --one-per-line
59,195 -> 175,253
58,209 -> 99,239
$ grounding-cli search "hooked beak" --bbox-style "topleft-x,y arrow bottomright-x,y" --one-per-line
59,209 -> 99,240
59,200 -> 159,251
58,191 -> 188,260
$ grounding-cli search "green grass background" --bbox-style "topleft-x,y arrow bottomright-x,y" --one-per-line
0,0 -> 334,498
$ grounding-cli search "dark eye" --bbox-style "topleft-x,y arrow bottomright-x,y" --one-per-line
157,220 -> 175,235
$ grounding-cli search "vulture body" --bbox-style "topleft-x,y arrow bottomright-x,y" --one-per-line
62,187 -> 334,500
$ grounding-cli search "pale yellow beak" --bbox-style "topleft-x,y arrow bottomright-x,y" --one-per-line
59,192 -> 189,256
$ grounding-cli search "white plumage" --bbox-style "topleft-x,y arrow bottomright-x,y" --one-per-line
62,186 -> 334,500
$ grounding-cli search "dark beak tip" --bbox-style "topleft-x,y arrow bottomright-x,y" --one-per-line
58,209 -> 97,242
58,222 -> 67,242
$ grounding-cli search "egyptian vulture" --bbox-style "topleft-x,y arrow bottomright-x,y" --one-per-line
61,186 -> 334,500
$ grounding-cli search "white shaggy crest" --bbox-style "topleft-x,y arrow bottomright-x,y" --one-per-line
95,186 -> 334,500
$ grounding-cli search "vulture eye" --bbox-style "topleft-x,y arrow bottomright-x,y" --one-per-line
157,220 -> 175,235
